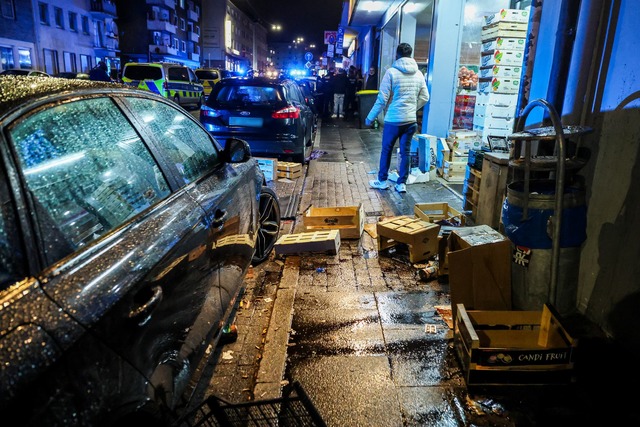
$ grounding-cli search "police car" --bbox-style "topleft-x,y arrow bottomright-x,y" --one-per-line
195,68 -> 222,97
122,62 -> 204,108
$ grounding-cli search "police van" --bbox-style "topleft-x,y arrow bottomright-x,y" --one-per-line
122,62 -> 204,108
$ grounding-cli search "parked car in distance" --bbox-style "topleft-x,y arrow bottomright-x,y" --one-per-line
55,71 -> 90,80
0,68 -> 51,77
200,76 -> 316,164
121,62 -> 205,109
0,76 -> 281,426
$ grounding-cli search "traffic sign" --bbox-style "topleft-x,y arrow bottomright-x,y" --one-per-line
305,61 -> 312,69
304,52 -> 313,61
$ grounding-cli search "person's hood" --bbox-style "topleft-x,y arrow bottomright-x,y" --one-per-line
392,57 -> 419,74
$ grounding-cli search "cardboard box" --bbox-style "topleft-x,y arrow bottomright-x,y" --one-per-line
473,115 -> 516,131
475,92 -> 519,108
454,303 -> 576,386
256,157 -> 278,181
277,161 -> 302,179
447,225 -> 512,320
480,50 -> 525,67
377,216 -> 440,263
481,37 -> 526,52
414,202 -> 465,226
478,77 -> 521,94
473,103 -> 517,119
484,8 -> 531,25
481,22 -> 528,41
478,65 -> 522,79
303,204 -> 364,239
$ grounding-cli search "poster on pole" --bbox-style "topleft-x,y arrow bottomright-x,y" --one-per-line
336,26 -> 344,54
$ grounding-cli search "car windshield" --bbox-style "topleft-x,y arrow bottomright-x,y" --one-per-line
213,85 -> 283,107
123,66 -> 162,80
195,70 -> 218,80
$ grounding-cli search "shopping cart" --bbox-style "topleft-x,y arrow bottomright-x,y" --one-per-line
175,381 -> 326,427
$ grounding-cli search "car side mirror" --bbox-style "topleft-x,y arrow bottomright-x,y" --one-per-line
224,137 -> 251,163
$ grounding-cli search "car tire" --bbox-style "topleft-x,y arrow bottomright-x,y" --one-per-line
252,186 -> 281,264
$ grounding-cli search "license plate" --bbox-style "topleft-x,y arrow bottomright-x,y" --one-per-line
229,116 -> 263,127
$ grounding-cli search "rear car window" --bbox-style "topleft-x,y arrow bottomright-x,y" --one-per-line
196,70 -> 219,80
123,65 -> 163,81
213,85 -> 282,107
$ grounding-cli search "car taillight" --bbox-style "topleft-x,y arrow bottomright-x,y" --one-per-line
272,106 -> 300,119
200,105 -> 221,117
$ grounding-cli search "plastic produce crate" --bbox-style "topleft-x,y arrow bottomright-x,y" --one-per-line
175,381 -> 326,427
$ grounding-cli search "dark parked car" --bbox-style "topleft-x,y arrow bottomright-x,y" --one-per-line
55,71 -> 90,80
200,77 -> 315,164
0,76 -> 281,426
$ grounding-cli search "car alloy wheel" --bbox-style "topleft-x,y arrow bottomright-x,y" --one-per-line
252,186 -> 281,264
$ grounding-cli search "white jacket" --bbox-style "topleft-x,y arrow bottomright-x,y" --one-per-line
366,57 -> 429,125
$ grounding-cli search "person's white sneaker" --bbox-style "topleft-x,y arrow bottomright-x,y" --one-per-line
395,183 -> 407,193
369,179 -> 389,190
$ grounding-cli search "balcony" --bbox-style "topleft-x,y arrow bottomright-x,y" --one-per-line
146,0 -> 176,7
90,0 -> 117,17
187,9 -> 198,22
189,31 -> 199,43
150,44 -> 178,56
148,20 -> 176,34
189,52 -> 199,62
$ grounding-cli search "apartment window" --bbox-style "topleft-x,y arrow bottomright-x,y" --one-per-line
1,0 -> 15,19
181,41 -> 186,52
195,5 -> 199,15
54,7 -> 63,29
68,11 -> 77,32
81,15 -> 89,34
43,48 -> 58,75
173,38 -> 179,50
63,51 -> 76,72
80,54 -> 90,72
195,25 -> 200,35
38,2 -> 49,25
180,18 -> 185,31
179,0 -> 185,8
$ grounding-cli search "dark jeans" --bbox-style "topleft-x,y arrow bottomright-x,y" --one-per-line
377,122 -> 418,185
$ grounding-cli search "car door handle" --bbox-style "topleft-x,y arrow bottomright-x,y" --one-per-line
210,208 -> 228,228
128,286 -> 163,326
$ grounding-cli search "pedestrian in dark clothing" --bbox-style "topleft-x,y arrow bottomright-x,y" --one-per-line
365,66 -> 378,90
344,65 -> 358,120
321,69 -> 335,118
331,68 -> 348,119
89,61 -> 112,82
366,43 -> 429,194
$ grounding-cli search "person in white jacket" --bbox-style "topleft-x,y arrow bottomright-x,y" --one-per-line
365,43 -> 429,193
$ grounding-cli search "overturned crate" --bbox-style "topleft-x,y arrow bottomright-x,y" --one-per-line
377,216 -> 440,263
275,230 -> 340,255
414,202 -> 465,225
303,204 -> 364,239
454,303 -> 577,387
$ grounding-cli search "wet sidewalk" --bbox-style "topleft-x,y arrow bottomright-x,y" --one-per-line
202,117 -> 630,427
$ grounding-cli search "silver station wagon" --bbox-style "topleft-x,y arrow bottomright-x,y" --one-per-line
0,76 -> 281,426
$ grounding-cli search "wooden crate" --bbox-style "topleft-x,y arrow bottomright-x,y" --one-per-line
274,230 -> 340,255
454,303 -> 577,387
303,204 -> 364,239
277,161 -> 303,179
414,202 -> 465,225
376,216 -> 440,263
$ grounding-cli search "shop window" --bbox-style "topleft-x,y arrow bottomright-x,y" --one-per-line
1,47 -> 14,70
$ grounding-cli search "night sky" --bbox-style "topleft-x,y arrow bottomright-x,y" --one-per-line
233,0 -> 343,52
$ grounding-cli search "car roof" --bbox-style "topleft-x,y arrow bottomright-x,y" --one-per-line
218,76 -> 293,86
0,75 -> 132,119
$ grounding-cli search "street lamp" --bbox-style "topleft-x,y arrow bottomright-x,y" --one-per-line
271,24 -> 281,31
